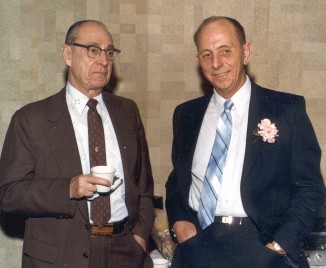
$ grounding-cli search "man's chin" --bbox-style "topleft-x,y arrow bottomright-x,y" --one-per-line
91,81 -> 108,90
212,83 -> 238,98
212,81 -> 232,92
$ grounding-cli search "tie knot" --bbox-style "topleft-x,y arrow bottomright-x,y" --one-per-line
87,99 -> 98,111
224,100 -> 233,111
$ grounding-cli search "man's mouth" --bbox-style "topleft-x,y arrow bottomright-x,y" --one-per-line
93,71 -> 108,76
213,71 -> 228,77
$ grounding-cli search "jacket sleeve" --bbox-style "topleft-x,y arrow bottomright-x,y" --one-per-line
129,103 -> 155,241
274,96 -> 325,260
165,105 -> 195,237
0,108 -> 75,219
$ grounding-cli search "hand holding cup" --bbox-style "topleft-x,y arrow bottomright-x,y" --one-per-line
91,165 -> 123,193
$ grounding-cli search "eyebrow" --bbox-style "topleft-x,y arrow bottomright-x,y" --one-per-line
199,44 -> 233,52
84,42 -> 115,49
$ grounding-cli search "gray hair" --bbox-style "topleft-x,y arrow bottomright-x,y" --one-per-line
64,20 -> 108,44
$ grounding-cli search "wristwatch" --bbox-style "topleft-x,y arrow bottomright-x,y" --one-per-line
272,241 -> 286,255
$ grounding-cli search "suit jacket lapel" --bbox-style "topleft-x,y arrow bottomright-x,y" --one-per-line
44,90 -> 82,175
43,89 -> 88,221
187,95 -> 212,162
181,95 -> 212,190
241,83 -> 273,185
101,94 -> 135,189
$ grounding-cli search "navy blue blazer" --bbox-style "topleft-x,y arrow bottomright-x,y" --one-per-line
165,83 -> 325,260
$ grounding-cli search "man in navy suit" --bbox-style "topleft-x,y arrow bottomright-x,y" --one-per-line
165,16 -> 325,268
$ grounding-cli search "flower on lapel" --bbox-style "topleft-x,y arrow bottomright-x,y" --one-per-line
253,119 -> 279,143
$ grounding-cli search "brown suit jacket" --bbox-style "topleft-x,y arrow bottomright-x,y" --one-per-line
0,88 -> 154,267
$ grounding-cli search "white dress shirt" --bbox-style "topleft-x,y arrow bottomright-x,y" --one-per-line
189,77 -> 251,217
66,83 -> 128,222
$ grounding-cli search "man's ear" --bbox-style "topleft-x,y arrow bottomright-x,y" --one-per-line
243,42 -> 252,65
62,44 -> 72,67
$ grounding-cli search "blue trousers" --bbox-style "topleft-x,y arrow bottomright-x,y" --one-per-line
171,218 -> 308,268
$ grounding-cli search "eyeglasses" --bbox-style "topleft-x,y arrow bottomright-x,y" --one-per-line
69,43 -> 121,60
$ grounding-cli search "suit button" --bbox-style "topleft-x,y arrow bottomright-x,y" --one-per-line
83,253 -> 88,258
85,224 -> 91,230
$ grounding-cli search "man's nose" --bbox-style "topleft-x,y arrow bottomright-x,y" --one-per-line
212,54 -> 223,69
98,51 -> 109,66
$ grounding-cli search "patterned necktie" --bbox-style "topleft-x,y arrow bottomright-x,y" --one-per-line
198,100 -> 234,229
87,99 -> 111,228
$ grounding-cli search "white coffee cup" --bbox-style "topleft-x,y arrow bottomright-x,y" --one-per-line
153,258 -> 169,268
91,166 -> 123,193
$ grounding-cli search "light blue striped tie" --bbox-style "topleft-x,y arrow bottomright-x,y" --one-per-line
198,100 -> 234,229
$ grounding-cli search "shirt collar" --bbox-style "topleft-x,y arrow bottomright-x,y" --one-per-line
66,82 -> 105,115
212,76 -> 251,113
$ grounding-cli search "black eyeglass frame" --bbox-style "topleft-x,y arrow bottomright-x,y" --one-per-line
68,42 -> 121,60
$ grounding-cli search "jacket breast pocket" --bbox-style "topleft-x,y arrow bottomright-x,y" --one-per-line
256,144 -> 291,180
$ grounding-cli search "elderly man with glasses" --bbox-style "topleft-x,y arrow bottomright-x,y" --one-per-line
0,20 -> 154,268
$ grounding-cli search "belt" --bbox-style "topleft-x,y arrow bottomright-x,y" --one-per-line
214,216 -> 246,225
91,217 -> 129,237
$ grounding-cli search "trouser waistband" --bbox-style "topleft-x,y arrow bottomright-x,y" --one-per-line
91,217 -> 129,237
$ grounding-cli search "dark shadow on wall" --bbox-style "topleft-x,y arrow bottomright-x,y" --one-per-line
0,211 -> 25,239
246,64 -> 257,84
64,66 -> 68,84
103,65 -> 121,94
197,65 -> 213,95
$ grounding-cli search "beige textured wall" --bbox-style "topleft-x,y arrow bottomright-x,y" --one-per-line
0,0 -> 325,266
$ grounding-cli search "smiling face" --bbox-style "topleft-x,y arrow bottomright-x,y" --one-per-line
197,19 -> 252,99
62,22 -> 114,98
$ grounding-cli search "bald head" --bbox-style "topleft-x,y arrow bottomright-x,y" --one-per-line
65,20 -> 111,45
194,16 -> 246,49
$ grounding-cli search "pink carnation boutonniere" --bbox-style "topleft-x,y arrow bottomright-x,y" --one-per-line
253,119 -> 279,143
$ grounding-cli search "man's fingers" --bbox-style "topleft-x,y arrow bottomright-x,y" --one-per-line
87,176 -> 111,186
